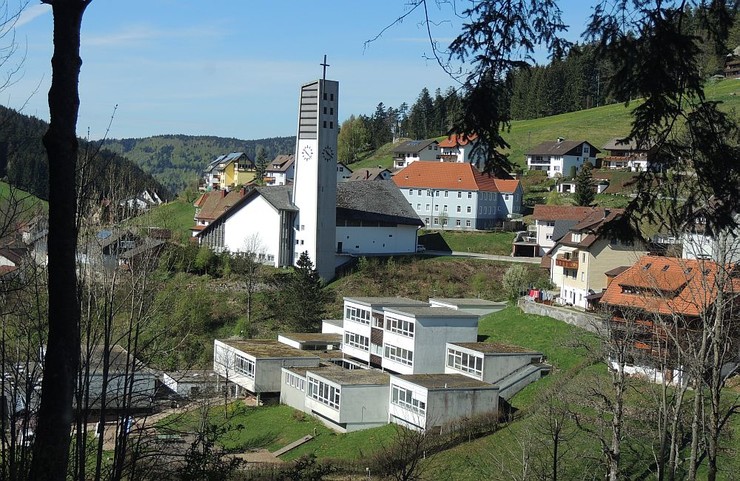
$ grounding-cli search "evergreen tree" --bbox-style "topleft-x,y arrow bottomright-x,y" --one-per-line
408,87 -> 434,139
574,161 -> 595,206
254,146 -> 269,185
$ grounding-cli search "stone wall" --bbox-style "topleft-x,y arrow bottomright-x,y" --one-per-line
518,299 -> 605,334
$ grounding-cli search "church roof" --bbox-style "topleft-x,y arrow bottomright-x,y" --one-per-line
337,180 -> 423,226
255,185 -> 298,212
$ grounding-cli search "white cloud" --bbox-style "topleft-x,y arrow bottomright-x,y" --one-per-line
16,4 -> 50,28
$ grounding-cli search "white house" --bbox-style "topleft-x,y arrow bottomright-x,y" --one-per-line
388,373 -> 499,432
526,139 -> 599,178
601,138 -> 654,172
393,162 -> 523,230
264,154 -> 295,186
392,139 -> 439,169
162,370 -> 220,399
336,162 -> 353,182
681,215 -> 740,263
213,339 -> 320,398
437,134 -> 486,169
530,205 -> 603,256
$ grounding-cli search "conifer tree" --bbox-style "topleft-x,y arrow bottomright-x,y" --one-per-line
574,161 -> 595,206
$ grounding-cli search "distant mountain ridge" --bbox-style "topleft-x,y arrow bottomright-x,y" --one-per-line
0,105 -> 167,202
102,135 -> 296,194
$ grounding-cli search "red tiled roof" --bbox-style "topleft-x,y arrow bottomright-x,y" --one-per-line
194,189 -> 247,222
438,133 -> 478,148
493,179 -> 520,194
600,256 -> 731,317
393,162 -> 518,193
532,205 -> 600,222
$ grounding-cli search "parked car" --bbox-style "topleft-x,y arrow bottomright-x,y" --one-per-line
416,244 -> 426,253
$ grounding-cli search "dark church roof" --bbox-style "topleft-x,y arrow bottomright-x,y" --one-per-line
336,180 -> 423,226
255,185 -> 299,212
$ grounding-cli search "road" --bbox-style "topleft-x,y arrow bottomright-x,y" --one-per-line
424,250 -> 542,264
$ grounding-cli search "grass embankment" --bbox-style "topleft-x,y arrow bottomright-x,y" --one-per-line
418,230 -> 516,255
129,196 -> 195,242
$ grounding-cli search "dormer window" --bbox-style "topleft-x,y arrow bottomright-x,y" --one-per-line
572,233 -> 582,243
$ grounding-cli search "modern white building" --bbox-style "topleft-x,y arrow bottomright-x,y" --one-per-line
526,139 -> 599,178
393,162 -> 523,230
162,370 -> 220,399
340,297 -> 479,375
388,373 -> 499,431
681,215 -> 740,263
445,342 -> 550,399
213,339 -> 320,397
392,139 -> 439,168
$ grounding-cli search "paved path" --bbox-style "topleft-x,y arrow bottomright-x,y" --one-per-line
426,250 -> 541,264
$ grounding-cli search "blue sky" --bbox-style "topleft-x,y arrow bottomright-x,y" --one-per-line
2,1 -> 594,141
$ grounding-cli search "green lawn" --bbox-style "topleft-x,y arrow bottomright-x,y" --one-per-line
419,230 -> 517,255
129,197 -> 195,242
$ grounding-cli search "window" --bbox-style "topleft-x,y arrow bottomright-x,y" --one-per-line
344,331 -> 370,351
457,192 -> 462,198
504,194 -> 510,200
307,376 -> 340,410
456,206 -> 461,213
234,354 -> 255,379
409,189 -> 413,196
546,234 -> 553,240
572,233 -> 582,243
425,218 -> 429,224
425,204 -> 430,211
345,306 -> 371,325
447,348 -> 483,377
391,385 -> 426,414
582,253 -> 586,262
466,206 -> 472,213
285,372 -> 306,392
581,272 -> 585,281
384,344 -> 413,366
468,192 -> 472,199
416,203 -> 421,210
443,205 -> 448,212
466,220 -> 471,227
444,191 -> 449,197
433,218 -> 439,225
434,205 -> 439,212
418,189 -> 422,195
386,316 -> 414,337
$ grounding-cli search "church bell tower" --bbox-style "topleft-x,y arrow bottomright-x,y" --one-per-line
292,59 -> 338,281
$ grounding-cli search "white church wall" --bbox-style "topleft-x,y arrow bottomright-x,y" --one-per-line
336,225 -> 418,255
223,196 -> 281,266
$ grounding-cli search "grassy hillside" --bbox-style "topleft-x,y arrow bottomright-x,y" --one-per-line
350,78 -> 740,171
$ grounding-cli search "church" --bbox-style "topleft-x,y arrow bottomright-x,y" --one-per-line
197,74 -> 422,280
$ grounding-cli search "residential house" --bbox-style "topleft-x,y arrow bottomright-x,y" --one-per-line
681,214 -> 740,264
347,167 -> 392,182
264,154 -> 295,186
724,47 -> 740,78
336,162 -> 353,182
191,188 -> 248,237
599,256 -> 739,384
340,297 -> 479,375
547,208 -> 648,308
388,373 -> 499,431
438,133 -> 486,169
601,138 -> 655,172
444,342 -> 550,399
524,205 -> 599,257
393,162 -> 522,230
392,139 -> 439,169
201,152 -> 255,191
526,138 -> 599,178
213,339 -> 320,398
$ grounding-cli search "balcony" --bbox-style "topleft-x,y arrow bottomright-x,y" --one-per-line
555,253 -> 579,269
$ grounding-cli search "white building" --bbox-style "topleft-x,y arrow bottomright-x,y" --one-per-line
601,138 -> 654,172
445,342 -> 550,399
340,297 -> 479,375
681,215 -> 740,263
392,139 -> 439,169
162,370 -> 220,399
388,373 -> 499,431
336,162 -> 353,182
213,339 -> 320,397
529,205 -> 603,257
526,139 -> 599,178
437,134 -> 486,169
264,154 -> 295,186
393,162 -> 523,230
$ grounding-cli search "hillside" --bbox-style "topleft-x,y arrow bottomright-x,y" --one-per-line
102,135 -> 295,194
0,105 -> 166,202
348,78 -> 740,171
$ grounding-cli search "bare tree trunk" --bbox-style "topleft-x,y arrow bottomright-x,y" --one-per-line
30,1 -> 91,480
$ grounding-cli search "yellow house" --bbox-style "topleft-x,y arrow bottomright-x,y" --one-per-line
547,208 -> 647,309
202,152 -> 255,190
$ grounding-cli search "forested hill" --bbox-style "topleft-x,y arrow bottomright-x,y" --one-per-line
0,105 -> 167,202
102,135 -> 296,194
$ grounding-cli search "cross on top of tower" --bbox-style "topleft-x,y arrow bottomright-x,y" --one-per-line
320,55 -> 330,81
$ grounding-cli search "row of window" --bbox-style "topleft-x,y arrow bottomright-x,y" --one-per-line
234,354 -> 255,379
307,376 -> 340,410
345,306 -> 371,324
385,344 -> 413,366
425,218 -> 471,227
409,189 -> 475,199
285,372 -> 306,392
345,331 -> 370,351
447,348 -> 483,377
391,385 -> 427,414
386,316 -> 414,338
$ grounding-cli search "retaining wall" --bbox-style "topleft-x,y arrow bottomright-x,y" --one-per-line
518,299 -> 605,334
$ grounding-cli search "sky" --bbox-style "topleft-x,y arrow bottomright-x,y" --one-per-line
1,0 -> 594,141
